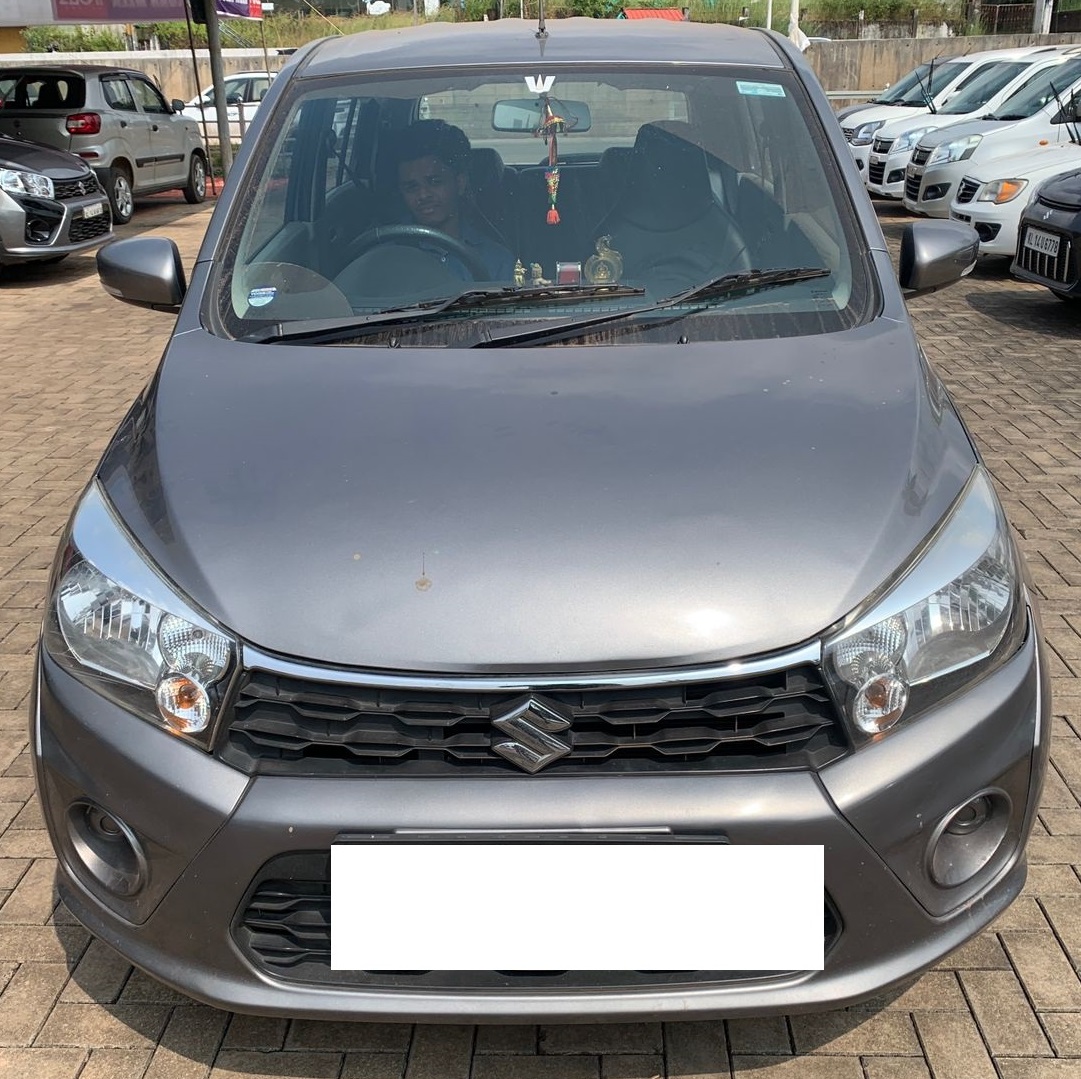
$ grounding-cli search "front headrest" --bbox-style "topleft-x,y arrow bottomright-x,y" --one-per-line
620,122 -> 715,230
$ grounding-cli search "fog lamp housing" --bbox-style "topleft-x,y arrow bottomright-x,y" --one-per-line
66,799 -> 147,897
927,790 -> 1011,887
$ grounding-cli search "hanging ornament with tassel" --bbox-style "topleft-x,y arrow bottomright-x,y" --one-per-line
536,95 -> 566,226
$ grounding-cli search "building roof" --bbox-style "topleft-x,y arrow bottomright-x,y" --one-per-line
620,8 -> 687,18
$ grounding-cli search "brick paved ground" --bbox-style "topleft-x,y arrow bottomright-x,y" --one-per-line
1,195 -> 1080,1078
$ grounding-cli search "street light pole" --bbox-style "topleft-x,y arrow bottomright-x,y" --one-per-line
204,0 -> 234,178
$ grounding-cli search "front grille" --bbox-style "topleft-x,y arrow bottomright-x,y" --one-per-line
68,212 -> 110,242
911,147 -> 931,166
234,851 -> 842,988
53,175 -> 98,200
872,136 -> 894,154
905,171 -> 922,203
1017,226 -> 1074,285
841,125 -> 855,142
221,663 -> 848,776
868,159 -> 886,186
957,178 -> 980,204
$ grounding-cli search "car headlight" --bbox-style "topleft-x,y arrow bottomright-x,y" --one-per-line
851,119 -> 886,146
0,167 -> 54,199
43,482 -> 236,746
824,468 -> 1025,742
929,134 -> 983,166
892,126 -> 935,154
976,178 -> 1028,205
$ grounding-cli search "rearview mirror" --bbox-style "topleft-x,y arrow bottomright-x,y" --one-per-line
171,99 -> 186,113
899,220 -> 979,296
97,237 -> 186,311
491,98 -> 592,133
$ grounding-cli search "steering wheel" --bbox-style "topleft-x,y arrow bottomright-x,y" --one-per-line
341,224 -> 490,281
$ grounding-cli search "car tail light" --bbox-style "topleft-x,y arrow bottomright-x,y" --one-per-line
66,113 -> 101,136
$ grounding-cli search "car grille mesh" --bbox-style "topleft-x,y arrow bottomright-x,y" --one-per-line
220,664 -> 848,776
956,178 -> 979,204
871,136 -> 894,154
868,159 -> 886,186
68,213 -> 110,242
911,147 -> 931,166
1017,226 -> 1074,285
234,852 -> 842,988
53,175 -> 99,200
905,171 -> 922,203
841,126 -> 855,142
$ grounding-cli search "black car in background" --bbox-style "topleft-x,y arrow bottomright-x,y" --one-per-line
0,131 -> 111,278
1012,168 -> 1081,300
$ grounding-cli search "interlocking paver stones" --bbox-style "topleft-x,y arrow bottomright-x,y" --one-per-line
2,199 -> 1081,1076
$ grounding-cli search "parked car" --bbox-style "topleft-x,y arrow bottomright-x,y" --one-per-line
904,56 -> 1081,217
182,70 -> 276,143
1011,165 -> 1081,299
38,18 -> 1048,1022
866,46 -> 1081,200
838,48 -> 1041,176
0,65 -> 207,225
0,130 -> 110,276
949,142 -> 1081,257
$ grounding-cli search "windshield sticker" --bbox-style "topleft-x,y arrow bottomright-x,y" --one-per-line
248,287 -> 277,308
737,81 -> 786,98
524,75 -> 555,93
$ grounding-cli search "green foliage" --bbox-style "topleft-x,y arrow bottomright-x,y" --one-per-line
22,25 -> 126,52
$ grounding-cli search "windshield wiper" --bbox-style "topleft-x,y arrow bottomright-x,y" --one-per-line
239,282 -> 646,344
467,267 -> 831,348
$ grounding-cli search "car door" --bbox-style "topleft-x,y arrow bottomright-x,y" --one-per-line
128,76 -> 187,188
99,75 -> 156,193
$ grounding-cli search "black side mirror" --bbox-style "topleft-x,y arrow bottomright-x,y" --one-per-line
171,99 -> 187,114
899,220 -> 979,296
97,237 -> 186,311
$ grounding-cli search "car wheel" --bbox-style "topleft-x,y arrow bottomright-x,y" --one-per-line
183,153 -> 207,205
107,167 -> 135,225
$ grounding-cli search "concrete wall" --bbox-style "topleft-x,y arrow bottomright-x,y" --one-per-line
7,32 -> 1081,106
804,32 -> 1081,100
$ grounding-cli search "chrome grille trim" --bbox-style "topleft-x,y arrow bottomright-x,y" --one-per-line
956,178 -> 979,204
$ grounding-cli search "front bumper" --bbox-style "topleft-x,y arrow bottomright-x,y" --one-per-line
866,149 -> 910,198
0,188 -> 110,264
1011,203 -> 1081,295
32,617 -> 1049,1022
903,160 -> 959,218
950,201 -> 1017,258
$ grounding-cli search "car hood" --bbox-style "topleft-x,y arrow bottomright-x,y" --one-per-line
1036,166 -> 1081,209
967,143 -> 1081,184
97,322 -> 976,673
877,111 -> 969,139
917,118 -> 1008,149
0,133 -> 89,178
844,103 -> 930,129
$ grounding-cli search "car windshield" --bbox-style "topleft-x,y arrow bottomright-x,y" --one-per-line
937,60 -> 1031,114
893,60 -> 970,107
990,57 -> 1081,119
214,65 -> 873,346
0,71 -> 86,109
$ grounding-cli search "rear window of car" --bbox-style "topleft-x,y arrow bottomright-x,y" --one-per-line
0,72 -> 86,110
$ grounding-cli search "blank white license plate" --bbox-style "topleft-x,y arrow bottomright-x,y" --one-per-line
82,202 -> 105,219
331,841 -> 823,971
1024,227 -> 1060,258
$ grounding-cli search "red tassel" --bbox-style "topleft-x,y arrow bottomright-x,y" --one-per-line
547,208 -> 560,225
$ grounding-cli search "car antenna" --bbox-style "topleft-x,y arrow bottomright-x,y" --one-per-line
536,0 -> 548,39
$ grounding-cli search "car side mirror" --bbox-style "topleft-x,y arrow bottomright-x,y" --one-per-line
97,237 -> 186,311
899,220 -> 979,296
171,99 -> 186,113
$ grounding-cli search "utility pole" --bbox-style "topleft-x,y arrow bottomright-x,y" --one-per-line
204,1 -> 234,178
1032,0 -> 1053,33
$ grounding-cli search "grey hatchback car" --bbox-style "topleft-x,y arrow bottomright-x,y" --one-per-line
34,19 -> 1049,1022
0,65 -> 206,224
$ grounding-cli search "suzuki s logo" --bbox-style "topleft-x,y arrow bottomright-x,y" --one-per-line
524,75 -> 555,94
492,697 -> 571,773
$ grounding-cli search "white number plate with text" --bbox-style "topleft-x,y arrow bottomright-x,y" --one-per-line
1024,227 -> 1060,258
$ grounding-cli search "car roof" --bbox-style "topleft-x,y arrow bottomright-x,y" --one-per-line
297,17 -> 786,79
0,64 -> 147,79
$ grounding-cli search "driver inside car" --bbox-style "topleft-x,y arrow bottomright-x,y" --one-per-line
395,120 -> 516,282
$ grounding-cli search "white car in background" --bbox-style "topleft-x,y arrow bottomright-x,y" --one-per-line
183,70 -> 275,143
949,142 -> 1081,256
839,48 -> 1044,177
904,55 -> 1081,217
866,46 -> 1081,200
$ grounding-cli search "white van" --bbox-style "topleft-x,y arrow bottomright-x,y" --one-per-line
904,55 -> 1081,216
866,47 -> 1080,199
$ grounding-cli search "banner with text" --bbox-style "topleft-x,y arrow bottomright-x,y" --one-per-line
51,0 -> 262,20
